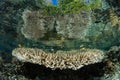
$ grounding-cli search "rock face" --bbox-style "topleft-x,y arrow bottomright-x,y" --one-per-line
12,48 -> 105,70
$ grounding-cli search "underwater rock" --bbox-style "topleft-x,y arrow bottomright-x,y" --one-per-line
12,48 -> 105,70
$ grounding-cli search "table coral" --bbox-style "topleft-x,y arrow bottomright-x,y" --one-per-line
12,48 -> 105,70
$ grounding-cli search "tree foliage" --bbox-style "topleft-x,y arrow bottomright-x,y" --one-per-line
38,0 -> 102,16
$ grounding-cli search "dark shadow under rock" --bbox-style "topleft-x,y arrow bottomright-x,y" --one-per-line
17,62 -> 106,80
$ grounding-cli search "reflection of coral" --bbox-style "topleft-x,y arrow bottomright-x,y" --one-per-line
21,10 -> 55,40
12,48 -> 105,70
56,11 -> 91,39
21,10 -> 91,40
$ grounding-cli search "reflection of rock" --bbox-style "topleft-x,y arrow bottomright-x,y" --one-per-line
56,11 -> 91,39
12,47 -> 105,70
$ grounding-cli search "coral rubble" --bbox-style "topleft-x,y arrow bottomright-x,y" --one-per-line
12,48 -> 105,70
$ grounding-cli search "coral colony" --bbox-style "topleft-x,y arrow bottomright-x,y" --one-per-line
12,48 -> 105,70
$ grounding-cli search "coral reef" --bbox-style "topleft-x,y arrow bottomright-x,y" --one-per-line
1,0 -> 120,80
12,48 -> 105,70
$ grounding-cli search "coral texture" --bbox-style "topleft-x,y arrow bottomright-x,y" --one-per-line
12,48 -> 105,70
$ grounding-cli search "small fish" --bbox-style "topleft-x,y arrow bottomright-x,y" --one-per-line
18,44 -> 22,48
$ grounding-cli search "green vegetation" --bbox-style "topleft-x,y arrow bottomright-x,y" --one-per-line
39,0 -> 102,16
35,0 -> 46,8
89,0 -> 102,9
